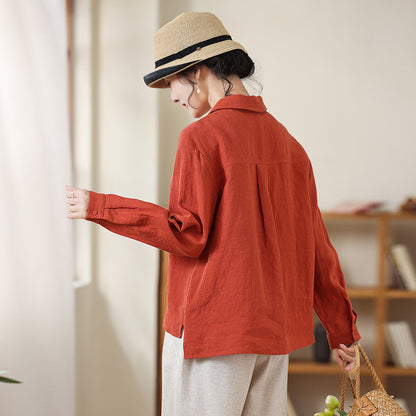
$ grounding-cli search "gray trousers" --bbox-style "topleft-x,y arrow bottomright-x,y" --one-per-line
162,331 -> 289,416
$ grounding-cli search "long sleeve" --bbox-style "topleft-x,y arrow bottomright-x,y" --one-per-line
86,133 -> 223,258
308,165 -> 361,349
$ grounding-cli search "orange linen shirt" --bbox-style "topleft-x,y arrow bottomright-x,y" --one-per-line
87,95 -> 360,359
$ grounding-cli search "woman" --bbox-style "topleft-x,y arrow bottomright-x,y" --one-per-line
67,12 -> 360,416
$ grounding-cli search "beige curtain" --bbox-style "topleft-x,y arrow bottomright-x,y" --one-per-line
0,1 -> 75,415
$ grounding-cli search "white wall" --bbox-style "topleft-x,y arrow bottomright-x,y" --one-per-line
0,2 -> 75,415
74,1 -> 158,415
157,0 -> 194,207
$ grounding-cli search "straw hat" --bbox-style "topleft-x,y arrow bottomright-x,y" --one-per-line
143,12 -> 248,88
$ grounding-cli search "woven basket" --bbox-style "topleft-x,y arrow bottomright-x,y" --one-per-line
340,345 -> 408,416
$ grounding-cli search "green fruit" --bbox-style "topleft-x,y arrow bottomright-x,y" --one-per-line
324,408 -> 334,416
313,413 -> 325,416
325,395 -> 340,410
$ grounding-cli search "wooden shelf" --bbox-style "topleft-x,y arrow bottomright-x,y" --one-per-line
289,361 -> 340,375
383,366 -> 416,376
289,361 -> 370,375
322,213 -> 383,221
386,290 -> 416,299
320,212 -> 416,398
322,212 -> 416,220
387,212 -> 416,220
289,361 -> 416,377
347,287 -> 379,298
346,288 -> 416,299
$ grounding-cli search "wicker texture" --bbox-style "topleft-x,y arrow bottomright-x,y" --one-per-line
340,345 -> 408,416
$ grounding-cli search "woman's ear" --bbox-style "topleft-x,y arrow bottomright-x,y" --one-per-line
193,64 -> 204,82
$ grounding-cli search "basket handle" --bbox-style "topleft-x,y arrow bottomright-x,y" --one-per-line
340,345 -> 386,411
340,346 -> 360,411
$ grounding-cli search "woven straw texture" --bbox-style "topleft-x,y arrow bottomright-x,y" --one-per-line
346,389 -> 407,415
341,345 -> 408,416
152,12 -> 246,71
154,12 -> 230,61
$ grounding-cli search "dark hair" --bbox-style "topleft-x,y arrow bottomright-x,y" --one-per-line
203,49 -> 255,95
180,49 -> 255,100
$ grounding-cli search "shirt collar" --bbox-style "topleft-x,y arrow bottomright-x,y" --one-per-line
209,94 -> 267,115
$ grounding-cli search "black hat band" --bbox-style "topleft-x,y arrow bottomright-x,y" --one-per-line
155,35 -> 232,68
143,61 -> 199,86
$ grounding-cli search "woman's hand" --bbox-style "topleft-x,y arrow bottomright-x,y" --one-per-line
333,341 -> 359,373
66,185 -> 90,219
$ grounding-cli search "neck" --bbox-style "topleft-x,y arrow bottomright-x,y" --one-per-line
207,74 -> 249,108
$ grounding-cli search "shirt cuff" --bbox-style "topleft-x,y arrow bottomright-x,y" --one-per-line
86,191 -> 106,219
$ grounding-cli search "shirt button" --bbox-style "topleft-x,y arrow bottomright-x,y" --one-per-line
92,210 -> 98,215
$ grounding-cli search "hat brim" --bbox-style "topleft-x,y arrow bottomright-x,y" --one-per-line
143,60 -> 201,88
144,40 -> 247,88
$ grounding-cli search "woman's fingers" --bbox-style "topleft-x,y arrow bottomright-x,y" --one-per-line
333,342 -> 360,373
344,360 -> 355,373
67,204 -> 81,212
66,185 -> 78,200
65,186 -> 89,219
337,344 -> 355,361
333,350 -> 344,367
67,207 -> 86,219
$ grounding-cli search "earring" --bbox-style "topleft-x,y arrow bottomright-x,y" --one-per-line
196,85 -> 200,94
